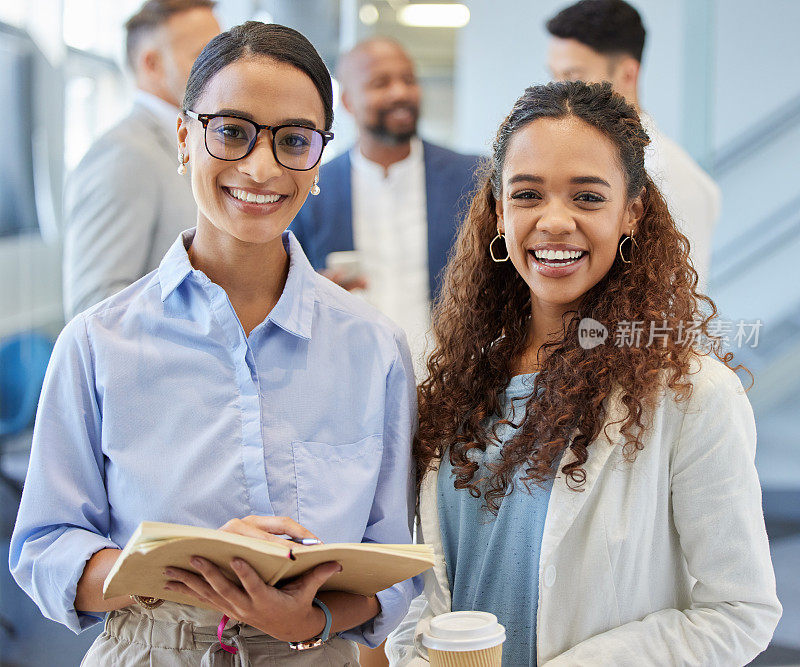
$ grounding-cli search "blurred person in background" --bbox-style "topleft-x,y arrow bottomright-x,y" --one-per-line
546,0 -> 720,289
291,37 -> 480,373
62,0 -> 220,317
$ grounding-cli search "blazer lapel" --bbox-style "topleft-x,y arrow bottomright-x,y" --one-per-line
422,142 -> 449,299
330,152 -> 355,251
539,388 -> 625,566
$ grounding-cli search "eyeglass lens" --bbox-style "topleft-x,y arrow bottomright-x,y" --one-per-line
204,117 -> 324,170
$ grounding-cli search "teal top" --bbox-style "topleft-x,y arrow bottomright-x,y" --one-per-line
437,373 -> 551,666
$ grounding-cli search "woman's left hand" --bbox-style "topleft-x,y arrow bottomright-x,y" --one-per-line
163,556 -> 341,642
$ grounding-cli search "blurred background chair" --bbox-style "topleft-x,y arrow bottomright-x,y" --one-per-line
0,330 -> 53,495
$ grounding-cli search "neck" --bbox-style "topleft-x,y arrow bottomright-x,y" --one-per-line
136,80 -> 179,109
516,297 -> 580,374
357,133 -> 412,172
188,220 -> 289,336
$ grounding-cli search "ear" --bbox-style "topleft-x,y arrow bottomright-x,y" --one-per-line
340,90 -> 354,115
618,56 -> 640,91
177,115 -> 189,160
139,47 -> 162,78
626,187 -> 645,236
495,194 -> 505,234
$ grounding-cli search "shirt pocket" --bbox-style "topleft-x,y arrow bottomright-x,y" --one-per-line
291,434 -> 383,544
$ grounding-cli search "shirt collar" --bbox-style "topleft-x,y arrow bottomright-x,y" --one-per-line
158,229 -> 316,340
351,136 -> 424,178
134,90 -> 181,143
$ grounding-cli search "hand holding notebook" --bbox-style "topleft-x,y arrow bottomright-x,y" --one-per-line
104,520 -> 434,610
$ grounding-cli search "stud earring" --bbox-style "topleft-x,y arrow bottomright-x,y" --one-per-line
177,150 -> 187,175
310,175 -> 320,196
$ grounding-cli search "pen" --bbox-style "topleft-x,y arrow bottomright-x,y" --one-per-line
289,537 -> 322,546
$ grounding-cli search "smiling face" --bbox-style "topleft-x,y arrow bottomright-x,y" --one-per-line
496,116 -> 642,312
177,56 -> 326,245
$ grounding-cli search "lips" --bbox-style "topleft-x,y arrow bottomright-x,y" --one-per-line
222,186 -> 287,212
527,248 -> 589,278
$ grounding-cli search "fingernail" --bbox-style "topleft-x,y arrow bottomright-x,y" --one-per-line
164,568 -> 174,577
190,557 -> 203,567
232,558 -> 244,568
163,584 -> 172,591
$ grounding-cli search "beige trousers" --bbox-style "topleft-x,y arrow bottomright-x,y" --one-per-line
81,602 -> 360,666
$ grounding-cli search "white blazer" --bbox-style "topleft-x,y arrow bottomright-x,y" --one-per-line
386,354 -> 781,666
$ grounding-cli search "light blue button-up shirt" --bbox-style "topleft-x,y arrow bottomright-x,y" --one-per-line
10,230 -> 419,646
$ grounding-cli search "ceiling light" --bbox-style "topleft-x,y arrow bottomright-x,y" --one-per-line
359,3 -> 380,25
397,3 -> 470,28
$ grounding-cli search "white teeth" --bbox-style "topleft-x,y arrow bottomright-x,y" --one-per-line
533,248 -> 586,264
228,188 -> 281,204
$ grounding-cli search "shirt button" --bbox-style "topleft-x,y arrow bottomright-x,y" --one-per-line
544,565 -> 556,588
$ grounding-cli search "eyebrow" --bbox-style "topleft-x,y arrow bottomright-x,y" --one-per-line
506,174 -> 611,188
216,109 -> 319,128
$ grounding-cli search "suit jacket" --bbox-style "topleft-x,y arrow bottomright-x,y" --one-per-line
386,354 -> 781,666
62,100 -> 197,318
290,141 -> 481,300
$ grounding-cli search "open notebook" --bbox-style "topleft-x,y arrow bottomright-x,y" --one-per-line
104,521 -> 434,609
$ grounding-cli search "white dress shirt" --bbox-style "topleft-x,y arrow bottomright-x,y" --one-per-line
351,138 -> 431,373
642,113 -> 721,289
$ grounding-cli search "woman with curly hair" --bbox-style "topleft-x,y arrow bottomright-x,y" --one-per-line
387,81 -> 781,666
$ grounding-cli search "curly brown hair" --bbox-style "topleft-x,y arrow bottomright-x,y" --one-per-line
416,81 -> 739,512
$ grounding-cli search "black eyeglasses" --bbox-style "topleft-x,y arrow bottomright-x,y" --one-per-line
183,110 -> 334,171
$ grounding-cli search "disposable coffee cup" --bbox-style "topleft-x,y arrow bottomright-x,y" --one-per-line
421,611 -> 505,667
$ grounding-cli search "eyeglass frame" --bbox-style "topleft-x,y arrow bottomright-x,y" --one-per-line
183,110 -> 334,171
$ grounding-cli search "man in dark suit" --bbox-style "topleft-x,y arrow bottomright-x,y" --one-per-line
291,37 -> 480,369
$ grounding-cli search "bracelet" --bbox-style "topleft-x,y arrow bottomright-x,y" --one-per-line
129,595 -> 164,609
288,597 -> 332,651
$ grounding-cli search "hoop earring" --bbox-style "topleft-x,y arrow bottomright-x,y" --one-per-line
489,232 -> 510,262
177,150 -> 187,176
618,233 -> 638,264
310,175 -> 320,196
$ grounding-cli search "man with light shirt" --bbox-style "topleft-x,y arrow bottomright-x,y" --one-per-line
291,37 -> 480,373
546,0 -> 720,289
63,0 -> 220,317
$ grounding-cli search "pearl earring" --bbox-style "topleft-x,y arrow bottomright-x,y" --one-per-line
177,150 -> 187,175
310,175 -> 320,196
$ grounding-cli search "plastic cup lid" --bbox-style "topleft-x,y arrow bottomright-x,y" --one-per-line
421,611 -> 506,652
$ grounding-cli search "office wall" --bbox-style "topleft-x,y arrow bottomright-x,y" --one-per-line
453,0 -> 685,156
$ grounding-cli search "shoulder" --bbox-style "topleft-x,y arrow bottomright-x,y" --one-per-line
423,140 -> 482,171
647,130 -> 720,200
318,150 -> 351,177
654,352 -> 750,421
78,271 -> 163,330
683,352 -> 748,404
69,118 -> 161,184
312,273 -> 409,356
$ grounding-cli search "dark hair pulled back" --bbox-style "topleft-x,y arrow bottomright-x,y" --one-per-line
182,21 -> 334,130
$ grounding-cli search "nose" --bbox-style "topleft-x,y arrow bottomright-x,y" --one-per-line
537,199 -> 576,235
388,78 -> 416,102
235,132 -> 283,183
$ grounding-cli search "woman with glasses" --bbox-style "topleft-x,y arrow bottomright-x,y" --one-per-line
11,22 -> 417,665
